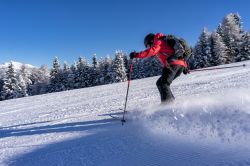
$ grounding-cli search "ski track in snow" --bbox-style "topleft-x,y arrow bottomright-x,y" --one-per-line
0,61 -> 250,166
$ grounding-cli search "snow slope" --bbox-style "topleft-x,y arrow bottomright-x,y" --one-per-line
0,61 -> 250,166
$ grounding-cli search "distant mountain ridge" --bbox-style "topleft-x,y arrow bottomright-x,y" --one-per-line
0,61 -> 36,78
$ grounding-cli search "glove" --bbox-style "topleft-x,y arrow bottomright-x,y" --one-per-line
183,67 -> 190,75
129,51 -> 137,60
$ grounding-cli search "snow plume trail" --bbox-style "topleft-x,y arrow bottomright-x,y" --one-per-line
130,88 -> 250,145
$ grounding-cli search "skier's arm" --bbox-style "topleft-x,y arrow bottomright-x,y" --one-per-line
135,39 -> 162,59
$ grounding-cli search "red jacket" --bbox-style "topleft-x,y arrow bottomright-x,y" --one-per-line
136,33 -> 187,68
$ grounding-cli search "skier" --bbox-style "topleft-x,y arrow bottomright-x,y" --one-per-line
129,33 -> 188,104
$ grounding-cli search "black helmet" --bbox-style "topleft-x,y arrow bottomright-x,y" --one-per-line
144,33 -> 155,48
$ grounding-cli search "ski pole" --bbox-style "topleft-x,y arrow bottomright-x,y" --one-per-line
121,61 -> 133,125
190,64 -> 246,72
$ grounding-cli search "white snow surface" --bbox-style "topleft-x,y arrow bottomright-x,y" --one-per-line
1,61 -> 250,166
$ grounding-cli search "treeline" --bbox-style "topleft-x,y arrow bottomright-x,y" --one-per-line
189,13 -> 250,69
0,51 -> 162,101
0,13 -> 250,101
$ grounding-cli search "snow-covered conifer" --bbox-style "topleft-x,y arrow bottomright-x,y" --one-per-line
99,56 -> 112,84
216,23 -> 224,38
50,57 -> 65,92
1,62 -> 23,100
150,57 -> 162,76
110,51 -> 127,83
67,62 -> 77,89
0,79 -> 4,101
90,54 -> 100,86
76,56 -> 90,88
141,56 -> 162,77
29,65 -> 50,95
238,32 -> 250,61
193,28 -> 212,68
220,13 -> 244,63
123,53 -> 129,75
211,32 -> 228,66
131,59 -> 145,79
62,62 -> 71,90
92,54 -> 99,69
18,65 -> 32,97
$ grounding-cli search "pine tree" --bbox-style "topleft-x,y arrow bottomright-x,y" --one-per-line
131,59 -> 145,79
17,74 -> 28,97
138,59 -> 146,79
28,65 -> 50,95
18,65 -> 31,97
0,79 -> 4,101
211,32 -> 228,66
150,56 -> 162,76
123,53 -> 129,76
232,13 -> 245,34
50,57 -> 65,92
76,56 -> 90,88
220,13 -> 244,63
142,57 -> 152,77
110,51 -> 127,83
187,47 -> 195,69
1,62 -> 23,100
90,54 -> 100,86
238,32 -> 250,61
193,28 -> 212,68
68,62 -> 77,89
62,62 -> 71,90
99,56 -> 112,84
92,54 -> 99,68
141,56 -> 162,77
216,23 -> 224,39
39,65 -> 50,93
84,65 -> 92,87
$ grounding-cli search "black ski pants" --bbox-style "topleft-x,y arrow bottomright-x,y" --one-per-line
156,65 -> 184,104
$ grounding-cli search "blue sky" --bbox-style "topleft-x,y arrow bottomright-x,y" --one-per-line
0,0 -> 250,67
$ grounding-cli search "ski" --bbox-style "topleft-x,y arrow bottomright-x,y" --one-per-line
108,109 -> 129,123
108,112 -> 128,122
109,114 -> 123,120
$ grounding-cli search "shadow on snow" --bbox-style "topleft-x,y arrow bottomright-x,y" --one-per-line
4,115 -> 138,166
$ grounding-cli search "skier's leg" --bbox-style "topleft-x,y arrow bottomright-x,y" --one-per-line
158,65 -> 183,104
160,84 -> 175,104
156,67 -> 175,104
173,65 -> 184,80
156,76 -> 164,102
